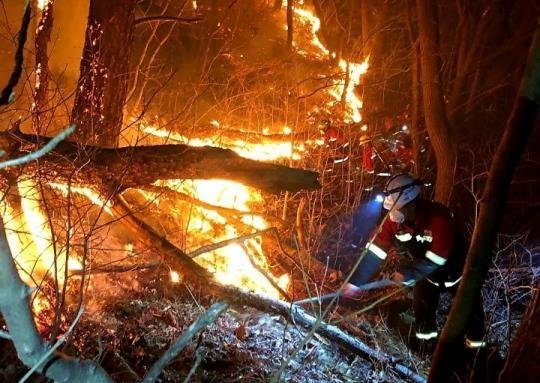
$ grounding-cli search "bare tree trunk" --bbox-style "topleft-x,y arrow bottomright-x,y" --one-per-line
428,23 -> 540,383
0,218 -> 113,382
71,0 -> 137,147
416,0 -> 456,203
407,0 -> 421,175
498,288 -> 540,383
287,0 -> 294,51
360,0 -> 369,51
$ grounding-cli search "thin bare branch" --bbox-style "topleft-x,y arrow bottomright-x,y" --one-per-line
142,302 -> 229,383
134,15 -> 202,25
0,125 -> 76,170
188,228 -> 274,258
19,307 -> 85,383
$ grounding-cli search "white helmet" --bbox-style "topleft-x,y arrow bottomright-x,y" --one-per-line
383,174 -> 422,212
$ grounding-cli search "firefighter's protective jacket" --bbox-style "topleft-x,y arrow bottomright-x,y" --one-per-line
349,199 -> 466,287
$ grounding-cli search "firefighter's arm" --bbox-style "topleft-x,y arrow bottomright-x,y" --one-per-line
348,219 -> 396,286
396,214 -> 454,285
396,258 -> 440,285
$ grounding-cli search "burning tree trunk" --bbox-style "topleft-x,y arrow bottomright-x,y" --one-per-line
428,24 -> 540,383
416,0 -> 457,203
406,0 -> 422,175
287,0 -> 294,50
71,0 -> 137,147
4,129 -> 320,195
33,0 -> 54,134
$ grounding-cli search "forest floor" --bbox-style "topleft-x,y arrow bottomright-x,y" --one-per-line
0,216 -> 533,382
1,263 -> 426,383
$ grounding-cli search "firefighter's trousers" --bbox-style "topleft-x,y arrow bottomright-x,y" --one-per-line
413,278 -> 486,347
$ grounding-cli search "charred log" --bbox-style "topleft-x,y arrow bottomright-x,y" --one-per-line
214,286 -> 426,383
3,129 -> 320,195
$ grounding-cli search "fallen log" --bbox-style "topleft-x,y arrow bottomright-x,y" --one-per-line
217,286 -> 426,383
3,129 -> 320,195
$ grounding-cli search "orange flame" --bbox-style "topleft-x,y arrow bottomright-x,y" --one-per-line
1,179 -> 83,313
284,3 -> 370,125
154,179 -> 290,298
7,179 -> 81,283
37,0 -> 49,11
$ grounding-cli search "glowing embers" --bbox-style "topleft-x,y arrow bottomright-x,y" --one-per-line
154,179 -> 290,298
1,179 -> 82,288
170,270 -> 181,283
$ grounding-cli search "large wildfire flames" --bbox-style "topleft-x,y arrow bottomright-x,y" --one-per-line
3,1 -> 368,315
138,3 -> 369,297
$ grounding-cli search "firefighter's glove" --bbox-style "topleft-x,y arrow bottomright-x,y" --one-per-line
391,271 -> 405,284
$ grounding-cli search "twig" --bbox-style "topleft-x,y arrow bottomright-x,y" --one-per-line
134,15 -> 203,25
70,261 -> 161,275
0,125 -> 76,170
0,1 -> 31,106
333,286 -> 407,324
19,307 -> 85,383
142,302 -> 228,383
239,242 -> 291,301
182,351 -> 203,383
188,228 -> 273,258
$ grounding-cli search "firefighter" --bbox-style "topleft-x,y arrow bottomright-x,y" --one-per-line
318,119 -> 350,165
343,173 -> 486,351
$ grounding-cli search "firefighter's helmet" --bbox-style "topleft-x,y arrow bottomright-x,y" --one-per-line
383,173 -> 422,211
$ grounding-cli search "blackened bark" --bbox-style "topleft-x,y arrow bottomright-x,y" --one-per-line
428,23 -> 540,383
498,288 -> 540,383
3,129 -> 320,195
71,0 -> 137,147
287,0 -> 294,50
416,0 -> 456,203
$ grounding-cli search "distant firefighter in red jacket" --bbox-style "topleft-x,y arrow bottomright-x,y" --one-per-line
344,174 -> 486,349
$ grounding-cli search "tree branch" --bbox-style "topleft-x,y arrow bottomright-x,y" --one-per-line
134,15 -> 203,25
0,125 -> 76,170
0,1 -> 31,105
142,302 -> 229,383
6,128 -> 320,195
